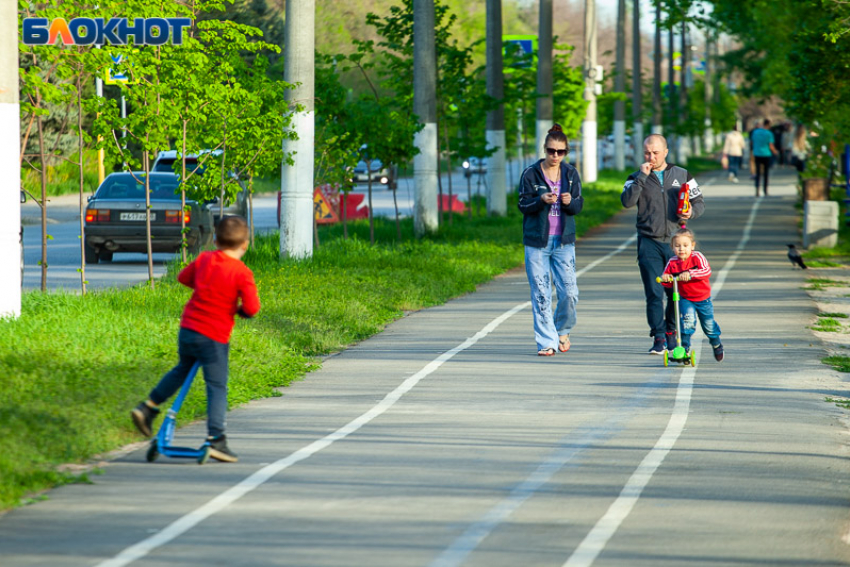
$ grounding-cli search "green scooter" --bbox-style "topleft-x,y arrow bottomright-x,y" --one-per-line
656,275 -> 696,367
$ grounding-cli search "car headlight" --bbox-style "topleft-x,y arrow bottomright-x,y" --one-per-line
380,176 -> 389,184
463,161 -> 470,169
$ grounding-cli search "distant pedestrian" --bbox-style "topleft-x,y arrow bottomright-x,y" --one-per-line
791,124 -> 809,174
621,134 -> 706,355
660,227 -> 724,361
131,215 -> 260,462
518,123 -> 584,356
722,126 -> 746,183
750,119 -> 779,197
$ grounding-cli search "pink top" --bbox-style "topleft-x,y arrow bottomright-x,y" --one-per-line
546,177 -> 563,236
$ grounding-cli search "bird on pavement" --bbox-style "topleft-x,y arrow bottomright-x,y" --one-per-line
787,244 -> 807,269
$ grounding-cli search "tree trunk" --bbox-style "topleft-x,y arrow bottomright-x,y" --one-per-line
367,159 -> 375,245
36,114 -> 47,291
144,150 -> 154,288
77,75 -> 87,295
181,120 -> 188,264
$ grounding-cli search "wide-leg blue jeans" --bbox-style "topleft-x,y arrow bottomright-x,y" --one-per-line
525,235 -> 579,351
679,297 -> 722,349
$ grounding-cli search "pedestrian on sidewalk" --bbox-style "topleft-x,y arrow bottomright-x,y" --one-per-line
131,215 -> 261,462
722,126 -> 746,183
750,119 -> 779,197
660,227 -> 724,361
518,123 -> 584,356
621,134 -> 706,355
791,124 -> 809,175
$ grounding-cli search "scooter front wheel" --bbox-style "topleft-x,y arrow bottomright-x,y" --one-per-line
663,350 -> 669,367
146,440 -> 159,463
690,349 -> 696,367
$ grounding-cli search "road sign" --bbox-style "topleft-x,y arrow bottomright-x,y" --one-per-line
105,54 -> 134,84
503,34 -> 537,72
313,186 -> 339,224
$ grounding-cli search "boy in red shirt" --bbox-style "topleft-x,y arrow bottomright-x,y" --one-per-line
131,215 -> 261,462
660,228 -> 724,361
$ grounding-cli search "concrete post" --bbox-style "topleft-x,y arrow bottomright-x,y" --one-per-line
613,0 -> 626,171
581,0 -> 598,183
414,0 -> 438,235
0,0 -> 21,317
486,0 -> 507,215
536,0 -> 553,156
651,3 -> 662,136
804,201 -> 838,249
280,0 -> 315,259
631,0 -> 643,166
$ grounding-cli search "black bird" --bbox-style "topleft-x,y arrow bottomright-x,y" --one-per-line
787,244 -> 807,269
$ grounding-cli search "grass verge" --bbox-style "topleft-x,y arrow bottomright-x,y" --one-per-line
0,173 -> 633,511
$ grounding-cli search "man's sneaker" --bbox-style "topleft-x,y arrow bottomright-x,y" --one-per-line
208,435 -> 238,463
648,336 -> 666,355
713,343 -> 724,362
665,331 -> 677,351
131,402 -> 159,437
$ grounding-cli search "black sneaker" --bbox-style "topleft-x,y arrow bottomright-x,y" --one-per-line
208,435 -> 238,463
713,343 -> 724,362
131,402 -> 159,437
648,336 -> 666,355
665,331 -> 677,351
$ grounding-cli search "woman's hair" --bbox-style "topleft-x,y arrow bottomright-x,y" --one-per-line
216,215 -> 249,249
793,124 -> 808,151
544,123 -> 569,151
671,227 -> 696,246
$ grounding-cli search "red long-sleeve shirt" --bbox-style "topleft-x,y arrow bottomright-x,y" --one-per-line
178,250 -> 261,343
661,251 -> 712,302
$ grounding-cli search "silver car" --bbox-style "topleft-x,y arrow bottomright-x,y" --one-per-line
152,150 -> 249,222
84,172 -> 214,263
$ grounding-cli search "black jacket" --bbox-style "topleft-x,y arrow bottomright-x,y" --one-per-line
621,164 -> 705,240
517,160 -> 584,248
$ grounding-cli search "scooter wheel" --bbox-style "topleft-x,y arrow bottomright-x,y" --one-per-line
197,446 -> 210,465
663,350 -> 669,367
690,349 -> 696,367
146,440 -> 159,463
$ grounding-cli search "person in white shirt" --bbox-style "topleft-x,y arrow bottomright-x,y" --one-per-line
722,126 -> 747,183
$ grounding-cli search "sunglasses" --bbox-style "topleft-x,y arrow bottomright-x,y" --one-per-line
545,147 -> 567,156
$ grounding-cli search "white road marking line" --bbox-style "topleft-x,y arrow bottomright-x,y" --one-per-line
96,229 -> 640,567
562,198 -> 761,567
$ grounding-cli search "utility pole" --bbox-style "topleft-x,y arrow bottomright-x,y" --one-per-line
668,23 -> 677,161
536,0 -> 553,156
413,0 -> 438,235
652,3 -> 662,136
631,0 -> 643,164
0,0 -> 21,318
703,34 -> 714,153
613,0 -> 626,170
280,0 -> 315,259
486,0 -> 507,215
581,0 -> 599,182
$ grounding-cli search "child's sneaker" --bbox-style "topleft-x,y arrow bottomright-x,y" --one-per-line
713,343 -> 724,362
208,435 -> 238,463
665,331 -> 677,351
131,402 -> 159,437
648,336 -> 666,355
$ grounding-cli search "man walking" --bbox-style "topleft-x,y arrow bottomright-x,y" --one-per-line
750,119 -> 779,197
621,134 -> 706,354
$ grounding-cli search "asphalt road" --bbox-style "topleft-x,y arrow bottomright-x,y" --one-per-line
20,168 -> 489,292
4,167 -> 850,566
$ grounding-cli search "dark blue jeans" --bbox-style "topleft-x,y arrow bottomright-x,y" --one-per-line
637,236 -> 676,338
150,327 -> 230,438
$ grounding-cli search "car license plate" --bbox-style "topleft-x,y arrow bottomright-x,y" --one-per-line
119,212 -> 155,221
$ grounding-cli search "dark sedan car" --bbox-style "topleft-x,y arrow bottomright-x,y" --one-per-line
84,172 -> 214,263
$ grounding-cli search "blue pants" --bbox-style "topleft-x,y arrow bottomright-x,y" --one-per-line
150,327 -> 230,438
637,236 -> 676,338
525,235 -> 579,351
728,155 -> 742,177
679,297 -> 722,349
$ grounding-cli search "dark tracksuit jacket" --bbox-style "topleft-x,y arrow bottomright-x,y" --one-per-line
621,164 -> 706,338
517,159 -> 584,248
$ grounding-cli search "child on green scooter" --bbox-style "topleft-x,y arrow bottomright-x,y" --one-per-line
660,228 -> 724,362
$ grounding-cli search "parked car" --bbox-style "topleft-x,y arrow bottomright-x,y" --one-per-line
462,157 -> 488,178
152,150 -> 249,222
352,145 -> 389,183
84,172 -> 214,263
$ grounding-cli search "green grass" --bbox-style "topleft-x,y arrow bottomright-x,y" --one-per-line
0,176 -> 627,510
812,318 -> 843,332
804,278 -> 850,291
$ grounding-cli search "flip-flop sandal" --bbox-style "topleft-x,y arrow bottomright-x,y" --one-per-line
559,336 -> 571,353
537,348 -> 556,356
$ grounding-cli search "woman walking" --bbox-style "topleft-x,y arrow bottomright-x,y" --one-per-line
517,124 -> 584,356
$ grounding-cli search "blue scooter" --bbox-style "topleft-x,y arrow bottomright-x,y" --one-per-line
146,361 -> 211,464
